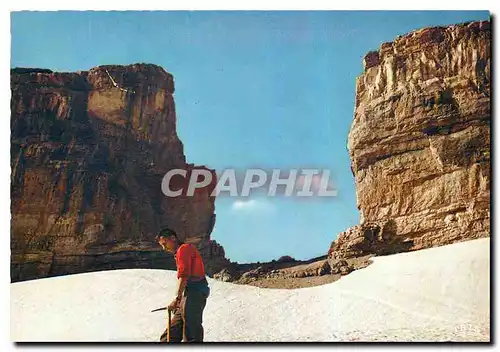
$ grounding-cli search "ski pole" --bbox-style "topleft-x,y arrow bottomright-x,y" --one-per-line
167,309 -> 171,342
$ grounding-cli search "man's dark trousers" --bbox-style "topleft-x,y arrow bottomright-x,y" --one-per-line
160,288 -> 207,342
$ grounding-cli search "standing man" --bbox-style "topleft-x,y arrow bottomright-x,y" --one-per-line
156,228 -> 210,343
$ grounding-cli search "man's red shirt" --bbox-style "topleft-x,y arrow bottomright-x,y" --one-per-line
175,243 -> 206,279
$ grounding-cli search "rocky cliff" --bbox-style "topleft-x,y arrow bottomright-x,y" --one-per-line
330,20 -> 490,260
11,64 -> 229,282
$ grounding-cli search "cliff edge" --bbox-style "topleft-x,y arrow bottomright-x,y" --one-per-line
11,64 -> 229,281
330,20 -> 491,260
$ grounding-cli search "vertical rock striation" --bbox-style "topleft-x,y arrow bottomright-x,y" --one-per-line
330,20 -> 490,259
11,64 -> 229,282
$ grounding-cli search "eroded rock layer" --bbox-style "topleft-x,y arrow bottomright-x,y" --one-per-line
11,64 -> 229,282
330,20 -> 490,260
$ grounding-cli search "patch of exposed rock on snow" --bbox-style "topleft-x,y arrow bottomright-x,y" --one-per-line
11,238 -> 490,342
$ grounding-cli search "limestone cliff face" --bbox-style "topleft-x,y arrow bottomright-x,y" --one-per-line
330,21 -> 490,259
11,64 -> 228,282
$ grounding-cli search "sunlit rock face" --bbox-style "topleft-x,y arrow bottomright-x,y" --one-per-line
330,21 -> 490,260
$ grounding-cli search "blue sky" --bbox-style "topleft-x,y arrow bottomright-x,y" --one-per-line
11,11 -> 490,263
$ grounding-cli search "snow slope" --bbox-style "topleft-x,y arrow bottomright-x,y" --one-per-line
11,238 -> 490,342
